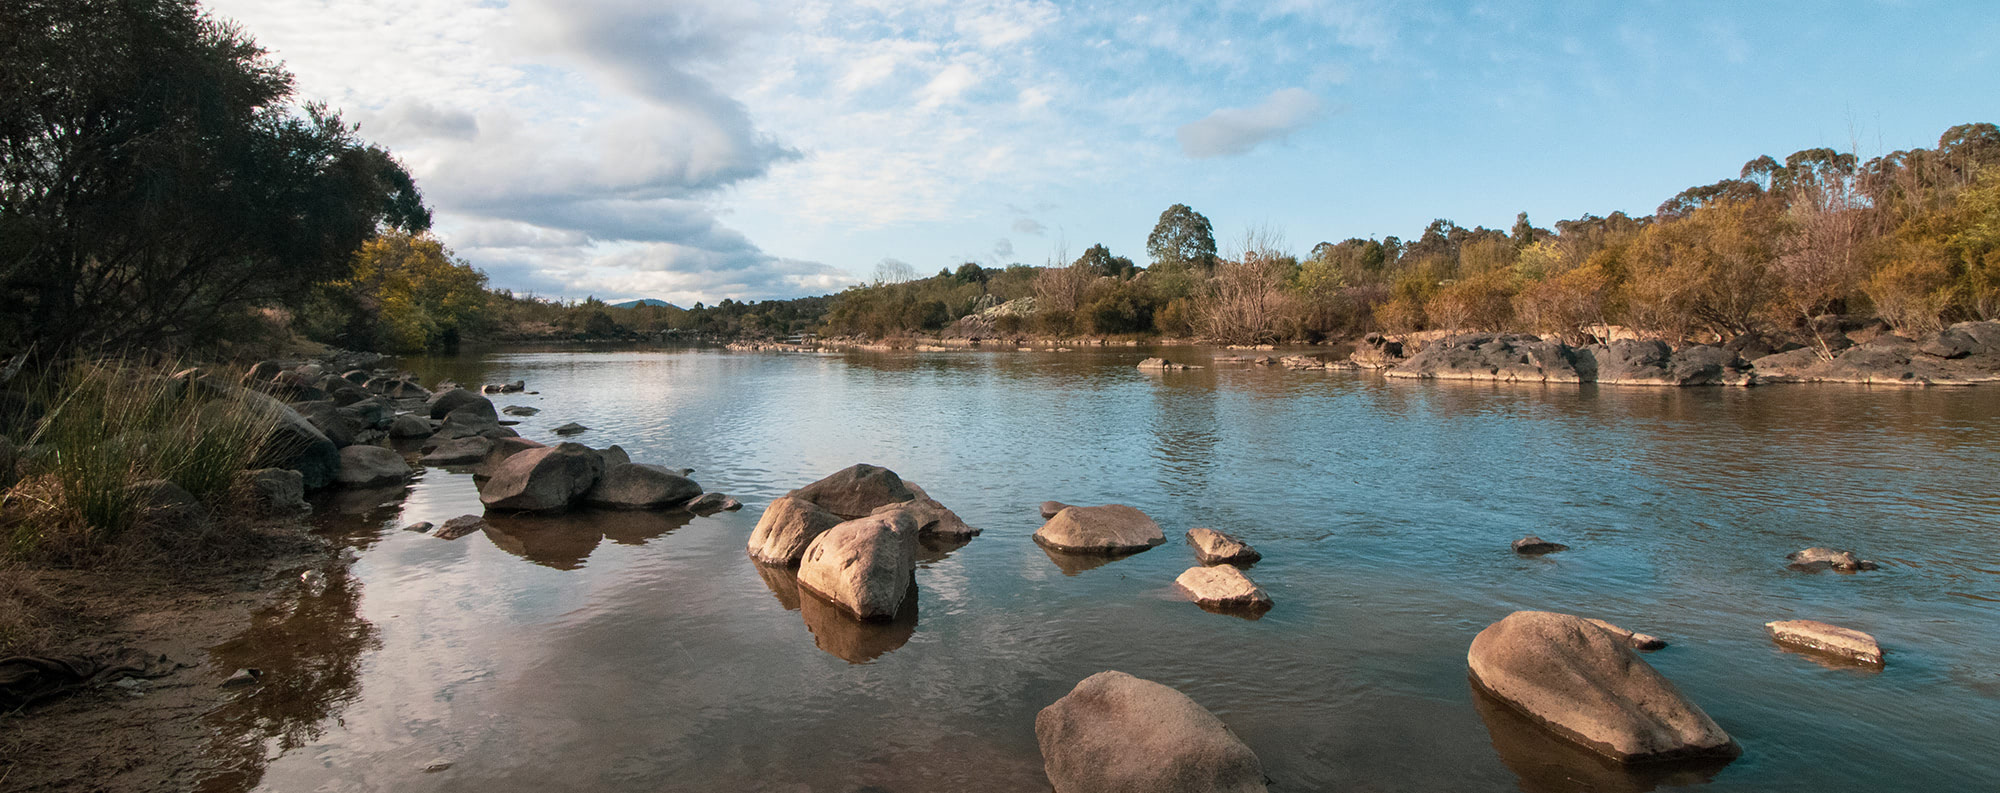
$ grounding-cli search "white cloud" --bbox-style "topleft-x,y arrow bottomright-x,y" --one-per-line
1176,88 -> 1327,158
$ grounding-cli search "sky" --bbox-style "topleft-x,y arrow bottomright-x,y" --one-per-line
205,0 -> 1999,306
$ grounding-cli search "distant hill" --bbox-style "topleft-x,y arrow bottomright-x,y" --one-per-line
609,298 -> 683,310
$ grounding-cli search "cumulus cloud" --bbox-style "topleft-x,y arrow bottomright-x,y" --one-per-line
1176,88 -> 1326,158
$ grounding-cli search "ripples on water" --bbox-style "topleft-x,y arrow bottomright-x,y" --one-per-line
203,347 -> 2000,792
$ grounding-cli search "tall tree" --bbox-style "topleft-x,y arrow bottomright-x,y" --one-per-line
0,0 -> 428,353
1145,204 -> 1218,275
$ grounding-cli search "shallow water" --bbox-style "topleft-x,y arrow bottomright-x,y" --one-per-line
200,347 -> 2000,792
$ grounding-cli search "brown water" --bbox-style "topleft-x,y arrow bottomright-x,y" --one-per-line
195,347 -> 2000,792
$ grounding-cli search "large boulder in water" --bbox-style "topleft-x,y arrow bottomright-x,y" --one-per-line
240,389 -> 340,490
1186,528 -> 1260,565
427,388 -> 493,420
871,492 -> 979,539
583,463 -> 703,509
1468,611 -> 1738,763
1583,340 -> 1752,386
1036,670 -> 1268,793
335,445 -> 409,487
747,496 -> 846,565
420,435 -> 495,466
1175,565 -> 1272,612
796,510 -> 920,620
478,442 -> 605,512
789,463 -> 916,518
1034,505 -> 1166,554
387,412 -> 432,439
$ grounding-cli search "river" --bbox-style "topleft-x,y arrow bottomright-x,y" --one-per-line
196,346 -> 2000,792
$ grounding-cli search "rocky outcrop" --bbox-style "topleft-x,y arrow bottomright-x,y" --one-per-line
1175,566 -> 1272,612
420,436 -> 495,466
1582,340 -> 1753,386
1348,332 -> 1405,369
1385,334 -> 1584,383
1752,321 -> 2000,385
477,442 -> 605,512
789,463 -> 915,518
797,510 -> 920,620
747,496 -> 846,565
1786,547 -> 1879,572
387,413 -> 432,439
582,463 -> 703,509
1766,619 -> 1884,666
1034,505 -> 1166,554
1468,611 -> 1738,763
234,468 -> 308,516
871,486 -> 978,539
335,445 -> 409,487
1186,528 -> 1260,565
426,388 -> 491,420
1137,357 -> 1203,371
1512,535 -> 1568,555
1036,670 -> 1267,793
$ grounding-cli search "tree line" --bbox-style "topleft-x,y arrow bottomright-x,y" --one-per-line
4,1 -> 1994,359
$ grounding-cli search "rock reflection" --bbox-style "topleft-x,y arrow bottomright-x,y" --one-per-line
1039,543 -> 1145,576
1469,679 -> 1732,793
481,510 -> 692,570
917,534 -> 972,565
800,579 -> 919,664
197,563 -> 380,793
756,565 -> 919,663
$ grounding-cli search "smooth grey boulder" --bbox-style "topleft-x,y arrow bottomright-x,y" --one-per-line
552,421 -> 589,436
797,510 -> 920,621
1034,505 -> 1166,554
420,436 -> 495,466
427,388 -> 492,420
346,396 -> 395,430
237,388 -> 339,490
1586,618 -> 1667,652
595,444 -> 631,469
235,468 -> 308,516
502,405 -> 539,416
477,442 -> 605,512
387,413 -> 432,439
335,445 -> 409,487
1036,670 -> 1268,793
1040,500 -> 1072,520
747,496 -> 845,565
1468,611 -> 1738,763
1175,565 -> 1272,612
487,436 -> 546,463
583,463 -> 703,509
790,463 -> 915,519
294,400 -> 361,448
1187,528 -> 1260,565
1766,619 -> 1884,666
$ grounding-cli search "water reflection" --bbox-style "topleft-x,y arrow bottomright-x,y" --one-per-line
198,563 -> 380,793
1470,680 -> 1732,793
482,510 -> 692,570
1038,543 -> 1153,576
917,534 -> 972,565
753,565 -> 919,663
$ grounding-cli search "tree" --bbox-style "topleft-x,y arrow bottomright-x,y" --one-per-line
0,0 -> 428,353
1075,244 -> 1136,278
302,232 -> 487,352
1145,204 -> 1218,275
1773,150 -> 1868,358
872,259 -> 916,285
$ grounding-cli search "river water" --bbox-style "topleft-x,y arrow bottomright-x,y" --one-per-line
197,346 -> 2000,792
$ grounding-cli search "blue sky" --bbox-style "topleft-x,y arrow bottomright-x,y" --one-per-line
206,0 -> 1998,305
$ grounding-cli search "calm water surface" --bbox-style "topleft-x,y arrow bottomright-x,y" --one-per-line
198,347 -> 2000,792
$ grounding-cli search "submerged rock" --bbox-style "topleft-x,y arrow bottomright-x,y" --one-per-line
335,445 -> 409,487
1766,619 -> 1884,666
1512,535 -> 1569,555
747,496 -> 846,565
420,436 -> 495,466
1186,528 -> 1261,565
552,422 -> 589,436
432,514 -> 487,540
426,388 -> 491,421
1034,504 -> 1166,555
1175,565 -> 1272,612
1137,357 -> 1203,371
501,405 -> 539,416
1786,547 -> 1879,572
583,463 -> 703,510
685,492 -> 740,515
1468,611 -> 1738,763
1036,670 -> 1268,793
477,442 -> 605,512
797,510 -> 920,620
789,463 -> 916,519
1585,618 -> 1667,652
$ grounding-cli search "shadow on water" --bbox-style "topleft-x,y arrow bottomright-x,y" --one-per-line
1469,680 -> 1734,793
755,565 -> 919,663
481,509 -> 693,570
1038,543 -> 1154,576
197,562 -> 380,793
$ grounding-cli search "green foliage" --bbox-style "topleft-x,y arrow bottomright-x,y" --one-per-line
300,232 -> 488,352
0,0 -> 428,354
1145,204 -> 1218,275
